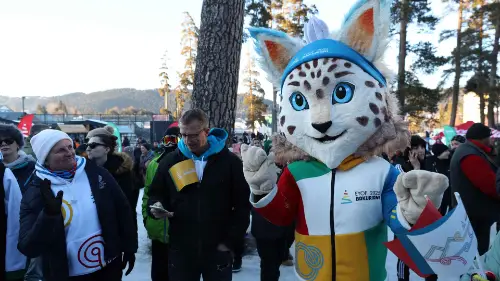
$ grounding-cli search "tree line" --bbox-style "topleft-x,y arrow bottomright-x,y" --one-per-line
184,0 -> 499,137
158,12 -> 198,119
35,101 -> 154,115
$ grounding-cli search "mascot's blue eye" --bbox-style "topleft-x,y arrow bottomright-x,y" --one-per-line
332,82 -> 355,104
289,91 -> 309,111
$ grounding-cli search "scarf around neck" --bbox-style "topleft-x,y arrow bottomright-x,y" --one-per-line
4,150 -> 36,170
35,156 -> 85,184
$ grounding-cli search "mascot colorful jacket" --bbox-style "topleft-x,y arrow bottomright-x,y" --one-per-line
242,0 -> 449,280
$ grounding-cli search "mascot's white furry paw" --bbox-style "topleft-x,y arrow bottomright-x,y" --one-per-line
241,144 -> 278,195
394,170 -> 449,226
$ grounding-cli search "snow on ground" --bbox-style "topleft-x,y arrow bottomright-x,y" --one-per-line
126,190 -> 496,281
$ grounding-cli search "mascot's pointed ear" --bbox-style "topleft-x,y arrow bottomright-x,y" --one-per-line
337,0 -> 391,62
248,27 -> 305,87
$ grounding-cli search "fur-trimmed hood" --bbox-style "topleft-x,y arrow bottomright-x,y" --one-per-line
104,152 -> 134,175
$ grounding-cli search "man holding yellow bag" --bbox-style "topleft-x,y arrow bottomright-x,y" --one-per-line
148,109 -> 250,281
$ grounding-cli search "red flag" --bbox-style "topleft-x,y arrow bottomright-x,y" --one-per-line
17,114 -> 34,137
384,199 -> 443,277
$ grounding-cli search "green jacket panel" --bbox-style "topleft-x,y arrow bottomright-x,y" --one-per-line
142,155 -> 169,243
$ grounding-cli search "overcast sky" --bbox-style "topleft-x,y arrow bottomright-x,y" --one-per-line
0,0 -> 457,99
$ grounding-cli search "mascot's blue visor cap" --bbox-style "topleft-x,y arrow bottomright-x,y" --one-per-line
280,39 -> 387,91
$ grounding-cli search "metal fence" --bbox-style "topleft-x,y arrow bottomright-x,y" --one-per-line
31,113 -> 172,126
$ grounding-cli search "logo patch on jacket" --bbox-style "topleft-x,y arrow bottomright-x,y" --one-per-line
354,190 -> 381,201
98,175 -> 106,189
341,190 -> 352,204
169,159 -> 199,191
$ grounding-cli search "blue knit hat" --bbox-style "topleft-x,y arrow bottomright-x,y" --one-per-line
280,39 -> 387,91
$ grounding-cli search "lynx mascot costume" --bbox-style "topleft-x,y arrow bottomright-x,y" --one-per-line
241,0 -> 449,280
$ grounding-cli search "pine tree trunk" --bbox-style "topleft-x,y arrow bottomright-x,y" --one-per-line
450,0 -> 464,126
192,0 -> 245,138
487,9 -> 500,127
272,88 -> 278,133
477,0 -> 486,125
479,94 -> 486,124
397,0 -> 409,112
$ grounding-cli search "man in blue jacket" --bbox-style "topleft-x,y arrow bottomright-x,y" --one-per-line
148,109 -> 251,281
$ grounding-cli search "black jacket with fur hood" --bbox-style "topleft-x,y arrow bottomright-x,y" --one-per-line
103,152 -> 135,211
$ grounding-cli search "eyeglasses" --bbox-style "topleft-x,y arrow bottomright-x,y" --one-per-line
180,131 -> 203,139
87,143 -> 106,149
0,138 -> 15,145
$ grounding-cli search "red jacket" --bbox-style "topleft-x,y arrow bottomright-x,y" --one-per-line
460,139 -> 498,199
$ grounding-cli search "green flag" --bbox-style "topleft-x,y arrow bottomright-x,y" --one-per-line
106,122 -> 122,152
443,125 -> 457,146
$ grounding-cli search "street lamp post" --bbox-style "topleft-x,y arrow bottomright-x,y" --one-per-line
22,96 -> 26,113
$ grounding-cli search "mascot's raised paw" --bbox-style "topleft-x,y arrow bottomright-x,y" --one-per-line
394,170 -> 449,226
241,144 -> 278,195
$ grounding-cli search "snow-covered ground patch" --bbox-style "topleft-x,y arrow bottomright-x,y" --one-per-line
126,190 -> 495,281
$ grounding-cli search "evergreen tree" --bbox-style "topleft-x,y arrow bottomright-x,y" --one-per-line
244,0 -> 316,132
440,0 -> 499,125
105,107 -> 120,115
403,70 -> 442,132
242,50 -> 267,129
245,0 -> 272,28
192,0 -> 245,136
439,91 -> 465,126
179,12 -> 199,113
273,0 -> 317,37
390,0 -> 443,114
55,100 -> 68,114
158,49 -> 173,117
438,0 -> 468,126
243,94 -> 267,129
35,104 -> 48,114
486,1 -> 500,125
462,0 -> 490,124
173,85 -> 185,119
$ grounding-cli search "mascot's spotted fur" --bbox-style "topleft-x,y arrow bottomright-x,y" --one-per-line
241,0 -> 449,280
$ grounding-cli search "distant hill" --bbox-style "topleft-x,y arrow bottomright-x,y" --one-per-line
0,89 -> 165,113
0,88 -> 273,115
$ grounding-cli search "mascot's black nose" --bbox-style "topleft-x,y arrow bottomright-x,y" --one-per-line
311,121 -> 332,134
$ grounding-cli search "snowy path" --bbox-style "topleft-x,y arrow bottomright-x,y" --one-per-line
126,190 -> 495,281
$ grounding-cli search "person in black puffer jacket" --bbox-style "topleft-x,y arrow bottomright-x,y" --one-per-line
394,135 -> 437,281
19,129 -> 137,281
242,143 -> 294,281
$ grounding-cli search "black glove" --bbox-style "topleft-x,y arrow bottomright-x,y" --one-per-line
122,252 -> 135,276
40,179 -> 63,216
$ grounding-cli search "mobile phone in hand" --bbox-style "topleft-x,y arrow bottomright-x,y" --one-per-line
149,205 -> 168,213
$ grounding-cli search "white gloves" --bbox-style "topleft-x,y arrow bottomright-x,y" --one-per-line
394,170 -> 449,225
241,144 -> 278,195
